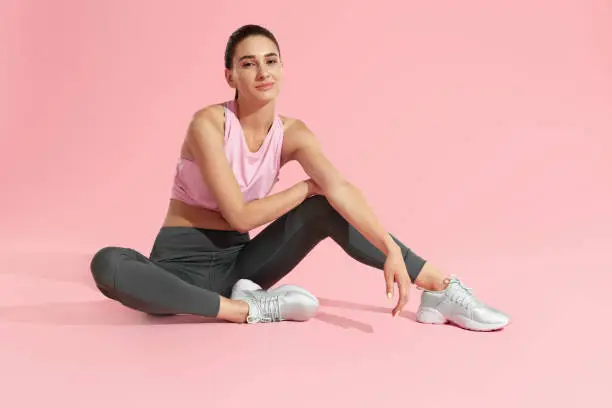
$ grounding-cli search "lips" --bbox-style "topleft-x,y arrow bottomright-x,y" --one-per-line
256,83 -> 274,90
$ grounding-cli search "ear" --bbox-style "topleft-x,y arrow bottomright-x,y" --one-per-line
224,69 -> 235,88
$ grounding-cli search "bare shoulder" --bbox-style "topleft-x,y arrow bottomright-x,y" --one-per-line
188,103 -> 227,141
182,103 -> 226,159
191,103 -> 226,132
281,115 -> 311,136
279,115 -> 320,163
281,115 -> 318,143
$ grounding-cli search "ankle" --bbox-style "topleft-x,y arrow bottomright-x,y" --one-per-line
416,278 -> 448,291
414,263 -> 449,291
235,300 -> 250,323
218,297 -> 250,323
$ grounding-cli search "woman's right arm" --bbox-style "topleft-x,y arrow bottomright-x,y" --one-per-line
187,109 -> 313,232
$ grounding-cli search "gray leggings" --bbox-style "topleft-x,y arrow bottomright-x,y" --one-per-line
90,195 -> 427,317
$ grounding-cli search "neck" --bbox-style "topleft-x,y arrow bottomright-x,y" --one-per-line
234,97 -> 276,135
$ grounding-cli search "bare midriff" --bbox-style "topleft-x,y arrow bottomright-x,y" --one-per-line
162,199 -> 235,231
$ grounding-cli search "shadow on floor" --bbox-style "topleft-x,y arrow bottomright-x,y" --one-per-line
0,250 -> 415,332
0,295 -> 416,332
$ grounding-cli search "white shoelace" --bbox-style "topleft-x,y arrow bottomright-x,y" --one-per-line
446,277 -> 482,310
416,275 -> 482,310
246,294 -> 282,324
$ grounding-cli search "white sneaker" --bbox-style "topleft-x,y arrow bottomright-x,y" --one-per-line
230,279 -> 264,299
270,284 -> 319,306
416,276 -> 510,331
231,279 -> 319,304
230,279 -> 319,324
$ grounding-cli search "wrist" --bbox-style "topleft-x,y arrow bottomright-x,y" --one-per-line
302,179 -> 316,197
383,235 -> 401,256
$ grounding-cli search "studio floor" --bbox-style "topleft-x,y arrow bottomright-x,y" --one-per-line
1,236 -> 609,408
3,0 -> 611,406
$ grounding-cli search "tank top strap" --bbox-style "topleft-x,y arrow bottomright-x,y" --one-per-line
223,100 -> 237,142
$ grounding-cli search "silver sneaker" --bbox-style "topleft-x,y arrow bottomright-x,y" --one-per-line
230,279 -> 319,324
270,284 -> 319,305
416,276 -> 510,331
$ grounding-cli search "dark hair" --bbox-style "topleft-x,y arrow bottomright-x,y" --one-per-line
224,24 -> 281,99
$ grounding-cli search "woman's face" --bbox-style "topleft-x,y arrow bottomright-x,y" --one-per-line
226,35 -> 283,103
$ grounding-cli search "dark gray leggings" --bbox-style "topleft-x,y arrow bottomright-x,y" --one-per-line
90,195 -> 427,317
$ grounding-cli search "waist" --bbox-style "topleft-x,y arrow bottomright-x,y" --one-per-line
163,198 -> 236,231
150,225 -> 250,262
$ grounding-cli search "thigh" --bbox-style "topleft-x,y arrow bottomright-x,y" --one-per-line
229,196 -> 332,289
91,246 -> 181,314
154,245 -> 243,297
148,226 -> 247,296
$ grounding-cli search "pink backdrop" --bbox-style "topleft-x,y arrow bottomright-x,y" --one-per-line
1,1 -> 611,407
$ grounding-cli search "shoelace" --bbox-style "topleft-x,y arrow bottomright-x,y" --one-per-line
446,277 -> 482,310
246,294 -> 281,324
415,275 -> 481,310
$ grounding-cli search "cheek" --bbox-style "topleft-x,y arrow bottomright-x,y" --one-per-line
236,71 -> 255,85
272,66 -> 284,80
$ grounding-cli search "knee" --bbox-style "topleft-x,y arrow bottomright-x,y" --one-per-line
90,246 -> 124,288
301,195 -> 337,219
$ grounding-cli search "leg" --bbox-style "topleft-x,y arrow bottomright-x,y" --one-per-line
230,196 -> 510,331
90,246 -> 249,323
230,195 -> 445,290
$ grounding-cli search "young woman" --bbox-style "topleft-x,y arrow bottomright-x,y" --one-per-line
90,24 -> 510,331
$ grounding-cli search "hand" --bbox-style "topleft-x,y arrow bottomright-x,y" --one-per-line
383,247 -> 411,317
305,178 -> 323,197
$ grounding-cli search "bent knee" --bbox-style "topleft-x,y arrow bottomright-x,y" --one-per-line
301,195 -> 336,217
90,246 -> 125,288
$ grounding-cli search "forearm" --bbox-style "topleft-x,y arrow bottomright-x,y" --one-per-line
238,181 -> 310,231
325,182 -> 400,256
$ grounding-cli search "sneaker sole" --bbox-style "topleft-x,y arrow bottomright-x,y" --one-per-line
416,307 -> 509,331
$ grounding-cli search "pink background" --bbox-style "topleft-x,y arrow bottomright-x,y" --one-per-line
1,0 -> 611,407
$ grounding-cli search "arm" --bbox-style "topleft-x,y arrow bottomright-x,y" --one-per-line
285,120 -> 401,258
187,110 -> 312,232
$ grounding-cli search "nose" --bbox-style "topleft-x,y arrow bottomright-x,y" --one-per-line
257,63 -> 270,78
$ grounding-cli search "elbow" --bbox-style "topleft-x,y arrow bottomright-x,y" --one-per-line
232,221 -> 251,234
225,210 -> 252,233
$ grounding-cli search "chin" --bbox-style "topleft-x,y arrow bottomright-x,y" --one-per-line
253,89 -> 280,103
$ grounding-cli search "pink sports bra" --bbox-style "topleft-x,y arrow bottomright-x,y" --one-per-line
170,100 -> 284,211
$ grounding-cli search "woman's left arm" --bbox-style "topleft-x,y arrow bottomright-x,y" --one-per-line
285,120 -> 401,258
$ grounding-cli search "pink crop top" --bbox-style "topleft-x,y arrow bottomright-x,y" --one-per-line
170,100 -> 284,211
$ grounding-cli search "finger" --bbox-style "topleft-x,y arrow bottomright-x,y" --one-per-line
393,279 -> 409,317
385,271 -> 394,300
